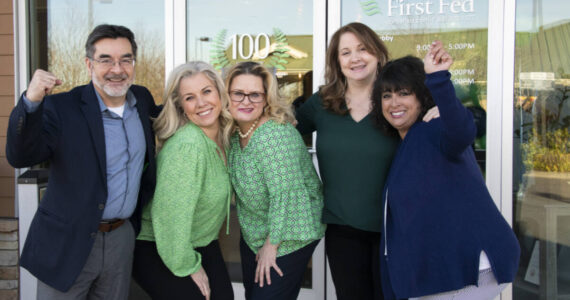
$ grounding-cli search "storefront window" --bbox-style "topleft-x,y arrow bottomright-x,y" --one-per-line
341,0 -> 489,170
29,0 -> 165,103
187,0 -> 313,106
512,0 -> 570,298
186,0 -> 314,287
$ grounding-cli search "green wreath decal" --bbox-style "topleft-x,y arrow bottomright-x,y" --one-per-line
210,29 -> 230,70
266,28 -> 290,70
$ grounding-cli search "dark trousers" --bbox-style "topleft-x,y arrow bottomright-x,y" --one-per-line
325,224 -> 384,300
240,236 -> 319,300
132,239 -> 233,300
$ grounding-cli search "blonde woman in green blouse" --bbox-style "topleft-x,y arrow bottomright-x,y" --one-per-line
132,61 -> 234,300
226,61 -> 326,300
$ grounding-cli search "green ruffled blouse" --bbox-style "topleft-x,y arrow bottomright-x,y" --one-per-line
137,123 -> 230,277
229,120 -> 325,257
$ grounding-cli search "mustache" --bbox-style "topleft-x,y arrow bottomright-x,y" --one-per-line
104,74 -> 128,80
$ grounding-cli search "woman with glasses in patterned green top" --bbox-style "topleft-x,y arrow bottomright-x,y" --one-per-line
226,61 -> 326,300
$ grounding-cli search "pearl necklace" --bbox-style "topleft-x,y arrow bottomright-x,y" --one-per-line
237,118 -> 260,139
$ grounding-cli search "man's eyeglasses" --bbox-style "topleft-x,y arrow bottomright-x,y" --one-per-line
229,91 -> 265,103
90,57 -> 135,69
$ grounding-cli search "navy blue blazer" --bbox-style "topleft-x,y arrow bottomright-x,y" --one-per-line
6,83 -> 160,292
379,72 -> 520,299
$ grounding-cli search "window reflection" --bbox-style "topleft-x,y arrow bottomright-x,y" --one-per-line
30,0 -> 165,103
513,0 -> 570,298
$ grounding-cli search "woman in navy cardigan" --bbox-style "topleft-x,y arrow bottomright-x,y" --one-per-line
371,46 -> 520,299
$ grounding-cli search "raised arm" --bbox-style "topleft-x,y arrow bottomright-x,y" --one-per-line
26,69 -> 62,102
424,41 -> 453,74
6,70 -> 62,167
424,42 -> 476,156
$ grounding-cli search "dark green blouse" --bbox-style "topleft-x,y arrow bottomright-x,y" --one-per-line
296,93 -> 399,232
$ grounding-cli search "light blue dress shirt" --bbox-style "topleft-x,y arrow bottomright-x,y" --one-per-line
95,91 -> 145,220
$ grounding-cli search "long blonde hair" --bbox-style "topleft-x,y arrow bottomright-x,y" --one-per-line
224,61 -> 295,129
154,61 -> 233,151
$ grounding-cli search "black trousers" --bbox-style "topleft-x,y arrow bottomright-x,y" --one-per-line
325,224 -> 384,300
240,236 -> 319,300
132,239 -> 233,300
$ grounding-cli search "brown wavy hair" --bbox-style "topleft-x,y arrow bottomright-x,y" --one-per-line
320,22 -> 389,115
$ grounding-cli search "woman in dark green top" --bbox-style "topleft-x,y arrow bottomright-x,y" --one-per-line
227,62 -> 325,300
296,23 -> 438,300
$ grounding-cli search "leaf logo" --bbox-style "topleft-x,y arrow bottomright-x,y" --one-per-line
360,0 -> 381,16
266,28 -> 290,70
210,29 -> 230,70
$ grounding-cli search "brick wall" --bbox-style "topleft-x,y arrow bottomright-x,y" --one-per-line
0,219 -> 17,300
0,0 -> 15,217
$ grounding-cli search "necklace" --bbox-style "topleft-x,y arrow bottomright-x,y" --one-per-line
237,118 -> 260,139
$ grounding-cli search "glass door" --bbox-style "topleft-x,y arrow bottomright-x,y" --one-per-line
333,1 -> 489,298
512,0 -> 570,298
183,1 -> 326,299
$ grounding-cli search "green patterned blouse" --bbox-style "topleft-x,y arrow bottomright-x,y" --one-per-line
137,123 -> 230,277
229,120 -> 325,257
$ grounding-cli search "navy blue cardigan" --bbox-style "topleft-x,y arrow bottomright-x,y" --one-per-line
379,71 -> 520,299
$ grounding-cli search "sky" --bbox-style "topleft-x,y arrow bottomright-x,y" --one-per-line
48,0 -> 570,36
186,0 -> 313,60
48,0 -> 313,61
47,0 -> 569,61
515,0 -> 570,31
49,0 -> 165,42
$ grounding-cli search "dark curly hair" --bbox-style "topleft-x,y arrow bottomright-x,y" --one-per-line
371,55 -> 435,136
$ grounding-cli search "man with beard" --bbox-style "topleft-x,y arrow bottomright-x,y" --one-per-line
6,24 -> 160,299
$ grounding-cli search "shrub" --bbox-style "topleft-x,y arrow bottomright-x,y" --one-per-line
523,128 -> 570,172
